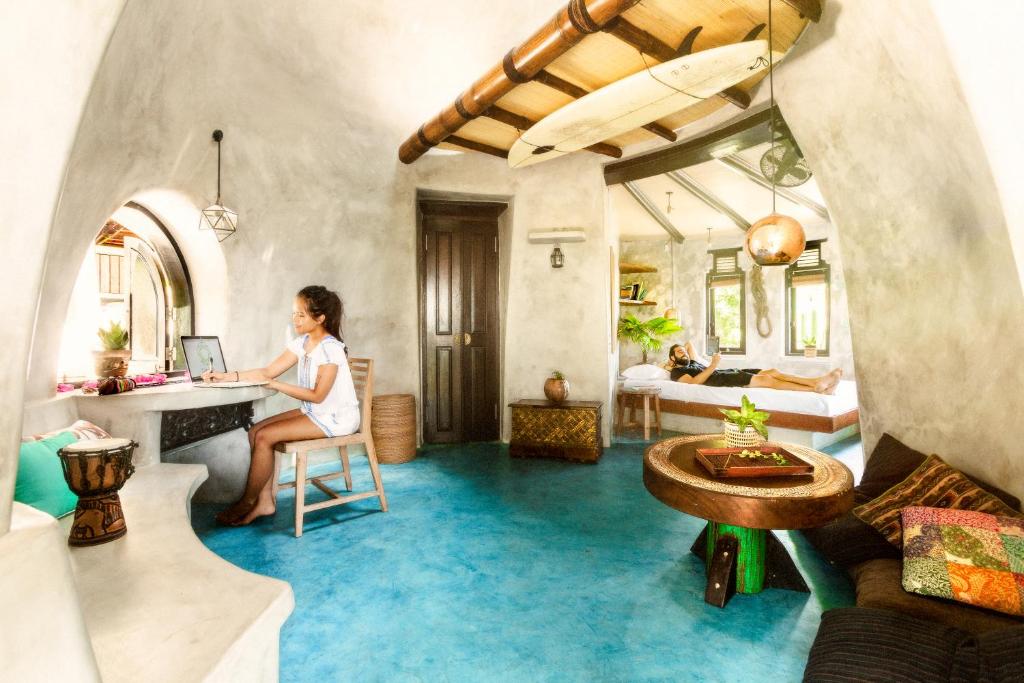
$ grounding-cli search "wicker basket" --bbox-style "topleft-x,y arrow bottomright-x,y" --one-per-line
723,420 -> 765,449
371,394 -> 417,464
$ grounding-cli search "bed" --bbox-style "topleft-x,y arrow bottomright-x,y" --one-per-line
619,377 -> 860,449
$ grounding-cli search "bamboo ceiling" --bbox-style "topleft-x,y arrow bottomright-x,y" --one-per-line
398,0 -> 820,165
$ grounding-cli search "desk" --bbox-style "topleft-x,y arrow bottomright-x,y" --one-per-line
73,383 -> 276,467
643,434 -> 853,607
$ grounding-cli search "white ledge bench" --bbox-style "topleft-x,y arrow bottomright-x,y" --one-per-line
65,462 -> 293,682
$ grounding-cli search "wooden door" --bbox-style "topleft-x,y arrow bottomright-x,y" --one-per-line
420,200 -> 505,443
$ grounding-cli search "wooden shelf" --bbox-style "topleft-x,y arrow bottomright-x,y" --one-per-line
619,262 -> 658,274
619,299 -> 657,306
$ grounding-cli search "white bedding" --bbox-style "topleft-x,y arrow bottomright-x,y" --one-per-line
620,378 -> 858,418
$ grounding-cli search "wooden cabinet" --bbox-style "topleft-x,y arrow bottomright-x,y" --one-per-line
509,400 -> 603,463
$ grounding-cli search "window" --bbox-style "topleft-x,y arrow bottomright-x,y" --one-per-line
786,240 -> 830,355
706,248 -> 745,354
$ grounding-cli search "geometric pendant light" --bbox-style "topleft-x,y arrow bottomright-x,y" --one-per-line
745,0 -> 804,266
198,129 -> 238,242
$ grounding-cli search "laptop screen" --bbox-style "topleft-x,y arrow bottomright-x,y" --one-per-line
180,336 -> 228,381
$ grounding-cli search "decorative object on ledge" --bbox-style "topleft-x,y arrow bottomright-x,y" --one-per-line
198,129 -> 238,242
371,394 -> 417,464
745,0 -> 805,267
618,261 -> 657,274
98,376 -> 136,395
509,399 -> 602,463
160,401 -> 254,452
543,371 -> 570,403
94,321 -> 130,378
58,438 -> 137,546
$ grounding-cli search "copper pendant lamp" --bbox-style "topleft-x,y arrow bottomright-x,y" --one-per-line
745,0 -> 804,266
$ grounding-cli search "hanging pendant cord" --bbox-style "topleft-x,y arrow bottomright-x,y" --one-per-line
216,137 -> 222,204
768,0 -> 776,214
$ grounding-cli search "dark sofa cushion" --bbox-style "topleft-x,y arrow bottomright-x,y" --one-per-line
850,559 -> 1023,635
804,607 -> 1024,683
801,434 -> 1021,568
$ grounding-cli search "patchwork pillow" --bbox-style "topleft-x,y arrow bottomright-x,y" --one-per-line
853,454 -> 1022,546
21,419 -> 110,443
15,431 -> 79,518
901,506 -> 1024,617
621,364 -> 670,381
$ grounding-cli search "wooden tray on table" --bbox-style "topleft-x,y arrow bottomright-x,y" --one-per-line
695,446 -> 814,478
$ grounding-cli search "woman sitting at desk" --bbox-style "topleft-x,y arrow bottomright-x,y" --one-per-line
666,342 -> 841,394
203,285 -> 358,526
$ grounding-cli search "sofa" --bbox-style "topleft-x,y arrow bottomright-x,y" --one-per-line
800,434 -> 1024,682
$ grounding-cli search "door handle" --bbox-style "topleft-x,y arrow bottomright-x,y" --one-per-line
464,332 -> 472,346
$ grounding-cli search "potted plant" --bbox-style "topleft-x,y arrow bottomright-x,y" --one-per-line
544,371 -> 570,403
720,395 -> 770,448
802,334 -> 818,358
94,321 -> 130,378
616,314 -> 683,364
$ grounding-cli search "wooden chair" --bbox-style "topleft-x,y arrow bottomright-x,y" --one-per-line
271,358 -> 388,537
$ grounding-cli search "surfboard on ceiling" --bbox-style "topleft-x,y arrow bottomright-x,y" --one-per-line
508,40 -> 770,169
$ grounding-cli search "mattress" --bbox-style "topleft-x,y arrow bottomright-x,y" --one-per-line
620,378 -> 858,418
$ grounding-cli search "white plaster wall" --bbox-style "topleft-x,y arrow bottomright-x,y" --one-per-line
775,0 -> 1024,498
0,0 -> 126,531
21,0 -> 613,445
618,233 -> 856,379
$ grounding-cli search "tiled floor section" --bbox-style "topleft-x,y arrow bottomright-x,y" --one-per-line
194,434 -> 860,682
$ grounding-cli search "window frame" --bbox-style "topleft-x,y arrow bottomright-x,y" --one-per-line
706,247 -> 746,355
785,239 -> 831,357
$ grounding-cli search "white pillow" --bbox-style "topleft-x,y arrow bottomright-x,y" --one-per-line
621,364 -> 670,381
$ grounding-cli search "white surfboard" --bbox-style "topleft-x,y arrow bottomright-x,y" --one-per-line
508,40 -> 770,169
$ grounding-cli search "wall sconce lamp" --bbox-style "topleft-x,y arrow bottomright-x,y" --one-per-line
528,228 -> 585,270
198,129 -> 239,242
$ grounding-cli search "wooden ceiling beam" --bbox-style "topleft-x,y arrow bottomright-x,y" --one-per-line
666,170 -> 751,232
535,70 -> 676,142
485,105 -> 621,158
622,182 -> 685,242
399,0 -> 643,164
446,136 -> 509,159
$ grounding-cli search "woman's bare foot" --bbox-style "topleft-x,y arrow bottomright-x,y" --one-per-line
215,499 -> 252,525
230,490 -> 277,526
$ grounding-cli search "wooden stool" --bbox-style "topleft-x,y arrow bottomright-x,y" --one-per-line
616,386 -> 662,440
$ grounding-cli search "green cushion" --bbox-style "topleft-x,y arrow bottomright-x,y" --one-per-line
15,431 -> 79,518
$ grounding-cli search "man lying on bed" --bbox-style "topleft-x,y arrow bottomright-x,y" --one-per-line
665,341 -> 842,395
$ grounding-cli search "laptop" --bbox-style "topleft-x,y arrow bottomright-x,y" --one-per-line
180,335 -> 268,388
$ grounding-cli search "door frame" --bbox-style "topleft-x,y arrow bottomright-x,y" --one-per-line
416,191 -> 510,444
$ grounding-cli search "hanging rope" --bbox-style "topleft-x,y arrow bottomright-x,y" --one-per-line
751,265 -> 772,338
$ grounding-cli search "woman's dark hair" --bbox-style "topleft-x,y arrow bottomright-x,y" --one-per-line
297,285 -> 343,341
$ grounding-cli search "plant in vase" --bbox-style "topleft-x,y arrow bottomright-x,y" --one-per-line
720,395 -> 770,448
616,314 -> 683,364
544,371 -> 570,403
94,322 -> 130,378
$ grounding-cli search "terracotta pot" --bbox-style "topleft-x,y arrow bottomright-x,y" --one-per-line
543,378 -> 570,403
93,350 -> 130,378
803,346 -> 818,358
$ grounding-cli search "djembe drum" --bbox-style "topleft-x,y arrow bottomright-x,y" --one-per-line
57,438 -> 137,547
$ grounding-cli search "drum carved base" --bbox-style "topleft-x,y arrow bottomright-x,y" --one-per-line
69,493 -> 127,546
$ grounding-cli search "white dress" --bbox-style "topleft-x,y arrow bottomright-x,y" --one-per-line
286,334 -> 360,437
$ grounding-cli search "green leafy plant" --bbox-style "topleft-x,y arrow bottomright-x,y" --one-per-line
720,394 -> 770,439
97,321 -> 129,351
551,370 -> 565,380
616,314 -> 683,364
802,335 -> 817,347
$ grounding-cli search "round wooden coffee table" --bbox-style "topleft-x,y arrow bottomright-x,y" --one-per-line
643,434 -> 854,607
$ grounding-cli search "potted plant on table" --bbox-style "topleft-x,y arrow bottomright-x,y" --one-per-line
616,314 -> 683,364
94,321 -> 130,378
802,335 -> 818,358
544,371 -> 570,403
720,395 -> 770,448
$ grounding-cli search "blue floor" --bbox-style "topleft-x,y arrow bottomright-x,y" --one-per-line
194,434 -> 859,682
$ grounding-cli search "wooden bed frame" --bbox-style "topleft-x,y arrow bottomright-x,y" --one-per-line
643,396 -> 859,434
